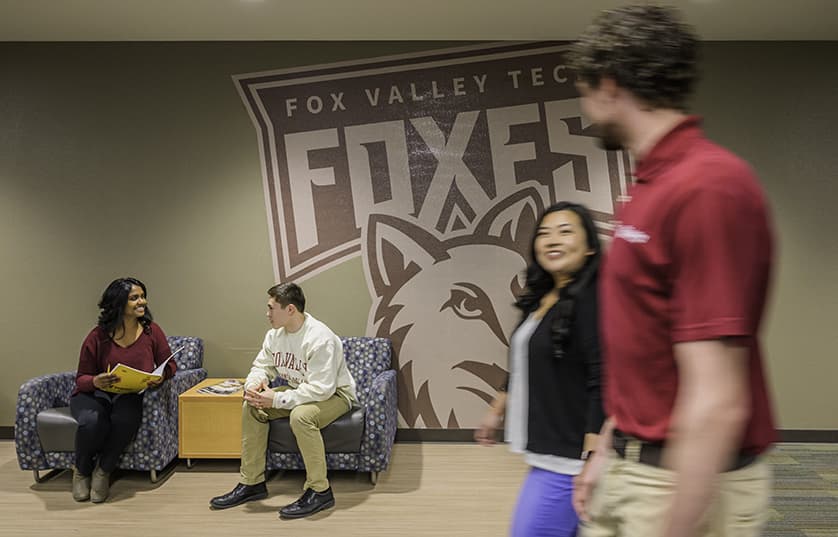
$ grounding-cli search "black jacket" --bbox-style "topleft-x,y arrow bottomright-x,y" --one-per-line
509,283 -> 605,459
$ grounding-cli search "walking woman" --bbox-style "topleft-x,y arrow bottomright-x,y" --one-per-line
475,202 -> 605,537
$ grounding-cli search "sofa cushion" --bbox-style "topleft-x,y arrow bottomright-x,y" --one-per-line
36,406 -> 142,455
268,406 -> 365,453
36,407 -> 77,452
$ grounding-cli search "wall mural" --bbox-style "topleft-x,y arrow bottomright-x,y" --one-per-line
234,43 -> 631,429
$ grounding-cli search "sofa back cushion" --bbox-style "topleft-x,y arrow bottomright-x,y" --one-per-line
341,337 -> 391,405
166,336 -> 204,370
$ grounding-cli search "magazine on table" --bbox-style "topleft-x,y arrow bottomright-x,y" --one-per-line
197,379 -> 244,395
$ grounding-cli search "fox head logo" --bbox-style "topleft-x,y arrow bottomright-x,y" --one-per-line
363,186 -> 546,428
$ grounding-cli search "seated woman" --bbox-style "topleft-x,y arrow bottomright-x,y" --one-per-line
70,277 -> 176,503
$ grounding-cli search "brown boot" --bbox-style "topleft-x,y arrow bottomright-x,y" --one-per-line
90,465 -> 111,503
72,468 -> 91,502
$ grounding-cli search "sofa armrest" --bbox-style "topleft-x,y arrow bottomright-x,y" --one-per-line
141,367 -> 207,423
129,367 -> 208,468
169,368 -> 209,396
15,371 -> 75,470
359,369 -> 398,472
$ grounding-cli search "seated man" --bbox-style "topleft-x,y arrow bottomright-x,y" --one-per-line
210,282 -> 357,519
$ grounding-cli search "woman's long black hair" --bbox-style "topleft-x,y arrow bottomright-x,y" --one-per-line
514,202 -> 602,358
97,277 -> 154,336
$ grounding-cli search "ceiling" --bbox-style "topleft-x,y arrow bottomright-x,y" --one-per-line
1,0 -> 836,41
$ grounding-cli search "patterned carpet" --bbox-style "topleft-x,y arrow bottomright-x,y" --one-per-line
766,444 -> 838,536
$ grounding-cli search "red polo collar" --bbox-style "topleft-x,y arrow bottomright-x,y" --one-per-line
633,115 -> 704,183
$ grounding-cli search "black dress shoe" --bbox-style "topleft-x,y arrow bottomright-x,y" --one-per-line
279,487 -> 335,519
210,482 -> 268,510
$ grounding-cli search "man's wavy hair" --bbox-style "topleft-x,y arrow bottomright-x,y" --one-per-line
567,4 -> 699,111
97,277 -> 153,336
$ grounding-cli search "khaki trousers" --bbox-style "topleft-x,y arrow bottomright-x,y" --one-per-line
581,446 -> 772,537
239,386 -> 350,492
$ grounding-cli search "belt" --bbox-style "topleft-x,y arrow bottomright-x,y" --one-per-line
612,429 -> 757,472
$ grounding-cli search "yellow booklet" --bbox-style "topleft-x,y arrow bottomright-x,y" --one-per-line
101,346 -> 184,394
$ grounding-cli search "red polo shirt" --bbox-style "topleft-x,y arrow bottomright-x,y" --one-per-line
601,116 -> 776,454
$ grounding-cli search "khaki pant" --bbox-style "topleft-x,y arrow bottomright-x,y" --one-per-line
240,386 -> 350,492
581,445 -> 772,537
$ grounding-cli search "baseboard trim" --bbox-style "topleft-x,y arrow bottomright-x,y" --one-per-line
3,426 -> 836,443
778,429 -> 838,443
395,428 -> 838,444
395,429 -> 477,442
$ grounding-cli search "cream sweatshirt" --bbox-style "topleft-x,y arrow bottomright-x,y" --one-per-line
245,313 -> 357,409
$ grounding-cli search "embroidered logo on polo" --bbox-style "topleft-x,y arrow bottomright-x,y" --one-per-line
614,224 -> 651,244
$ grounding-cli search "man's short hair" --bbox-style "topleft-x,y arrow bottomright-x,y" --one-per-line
267,282 -> 306,313
567,4 -> 699,111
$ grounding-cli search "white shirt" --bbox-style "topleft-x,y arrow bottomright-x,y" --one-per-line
505,313 -> 584,476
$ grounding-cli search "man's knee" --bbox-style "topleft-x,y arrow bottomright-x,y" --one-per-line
289,405 -> 318,431
242,402 -> 269,423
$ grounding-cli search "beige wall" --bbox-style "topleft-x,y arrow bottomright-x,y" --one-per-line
695,43 -> 838,429
1,42 -> 836,430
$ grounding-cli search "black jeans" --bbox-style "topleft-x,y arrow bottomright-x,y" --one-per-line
69,391 -> 143,475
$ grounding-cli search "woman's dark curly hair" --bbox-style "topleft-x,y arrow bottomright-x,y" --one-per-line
515,202 -> 601,359
567,4 -> 699,111
97,277 -> 153,336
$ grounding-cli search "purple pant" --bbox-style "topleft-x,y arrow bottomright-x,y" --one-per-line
510,467 -> 579,537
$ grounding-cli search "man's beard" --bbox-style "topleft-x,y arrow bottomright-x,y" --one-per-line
593,121 -> 625,152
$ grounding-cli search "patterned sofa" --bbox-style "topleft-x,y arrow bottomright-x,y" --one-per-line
266,336 -> 397,484
15,336 -> 207,483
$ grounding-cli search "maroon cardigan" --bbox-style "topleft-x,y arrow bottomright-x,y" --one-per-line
74,322 -> 177,394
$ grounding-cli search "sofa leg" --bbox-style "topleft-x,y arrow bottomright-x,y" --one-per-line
33,468 -> 65,484
370,471 -> 379,485
149,458 -> 180,483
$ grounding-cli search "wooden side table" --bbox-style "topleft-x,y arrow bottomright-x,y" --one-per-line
178,378 -> 245,466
